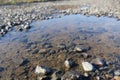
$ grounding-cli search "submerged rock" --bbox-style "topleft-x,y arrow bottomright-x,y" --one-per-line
82,61 -> 95,72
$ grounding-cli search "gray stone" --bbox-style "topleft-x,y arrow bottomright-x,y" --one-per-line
57,44 -> 66,50
91,58 -> 106,67
61,71 -> 82,80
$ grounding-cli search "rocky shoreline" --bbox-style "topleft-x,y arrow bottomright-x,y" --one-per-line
0,0 -> 120,80
1,0 -> 120,37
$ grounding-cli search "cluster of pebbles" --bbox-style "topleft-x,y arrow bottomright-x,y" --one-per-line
0,0 -> 120,37
0,0 -> 120,80
34,45 -> 120,80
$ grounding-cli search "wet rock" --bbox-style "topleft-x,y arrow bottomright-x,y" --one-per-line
64,60 -> 76,69
35,66 -> 52,75
61,71 -> 82,80
23,24 -> 31,30
91,58 -> 106,67
51,70 -> 64,80
82,61 -> 95,72
114,70 -> 120,76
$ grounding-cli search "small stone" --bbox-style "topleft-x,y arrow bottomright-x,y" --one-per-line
96,76 -> 102,80
0,67 -> 4,72
51,70 -> 63,80
42,43 -> 52,48
35,66 -> 52,75
91,58 -> 106,67
84,73 -> 89,77
37,76 -> 50,80
61,71 -> 82,80
82,61 -> 94,72
114,70 -> 120,76
57,44 -> 66,50
74,45 -> 88,52
49,50 -> 56,55
74,46 -> 84,52
81,53 -> 89,58
39,49 -> 47,54
64,60 -> 75,69
23,24 -> 30,30
114,76 -> 120,80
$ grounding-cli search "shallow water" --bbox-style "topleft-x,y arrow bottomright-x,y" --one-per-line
0,14 -> 120,79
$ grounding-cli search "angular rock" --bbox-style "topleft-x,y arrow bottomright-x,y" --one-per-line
82,61 -> 95,72
35,65 -> 52,75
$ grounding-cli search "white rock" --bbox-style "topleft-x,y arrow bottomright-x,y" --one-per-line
64,60 -> 74,69
82,62 -> 94,72
75,46 -> 83,52
114,70 -> 120,76
35,65 -> 50,75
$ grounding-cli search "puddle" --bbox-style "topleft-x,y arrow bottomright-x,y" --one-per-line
0,14 -> 120,79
